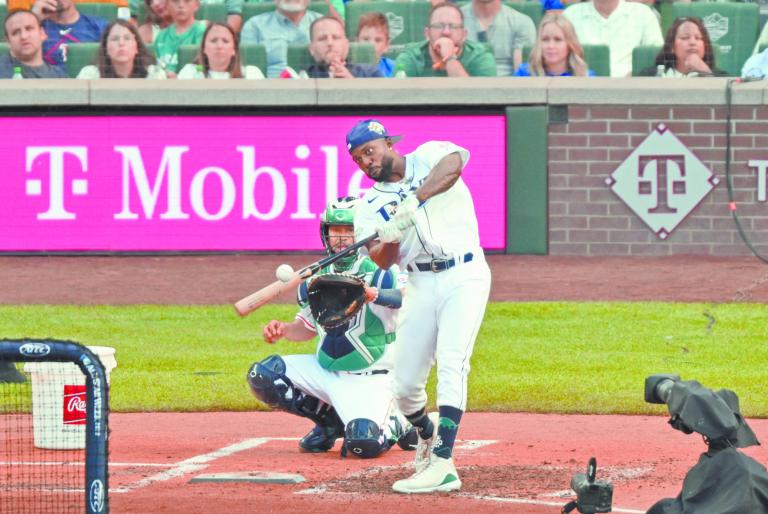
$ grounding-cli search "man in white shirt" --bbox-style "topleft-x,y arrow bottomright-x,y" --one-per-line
564,0 -> 663,77
347,119 -> 492,494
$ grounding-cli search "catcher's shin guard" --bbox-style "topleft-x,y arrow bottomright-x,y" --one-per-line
246,355 -> 344,430
343,418 -> 388,459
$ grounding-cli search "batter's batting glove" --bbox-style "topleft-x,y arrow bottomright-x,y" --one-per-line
392,195 -> 420,230
377,221 -> 403,243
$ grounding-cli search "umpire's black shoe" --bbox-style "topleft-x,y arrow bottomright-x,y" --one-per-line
0,361 -> 27,384
299,424 -> 342,453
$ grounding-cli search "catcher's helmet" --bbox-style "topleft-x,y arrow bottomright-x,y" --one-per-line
320,196 -> 359,272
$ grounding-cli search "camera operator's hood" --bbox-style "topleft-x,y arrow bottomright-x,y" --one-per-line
666,380 -> 759,448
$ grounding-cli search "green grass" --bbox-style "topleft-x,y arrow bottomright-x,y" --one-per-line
1,303 -> 766,416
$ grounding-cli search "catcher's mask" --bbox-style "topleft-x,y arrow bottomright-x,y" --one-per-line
320,196 -> 359,272
308,274 -> 367,329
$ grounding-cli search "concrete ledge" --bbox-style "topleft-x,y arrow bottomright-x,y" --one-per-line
0,80 -> 89,106
88,79 -> 318,106
1,78 -> 767,108
315,76 -> 549,105
546,77 -> 767,105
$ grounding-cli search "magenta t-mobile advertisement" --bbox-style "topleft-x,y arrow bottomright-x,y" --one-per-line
0,115 -> 506,252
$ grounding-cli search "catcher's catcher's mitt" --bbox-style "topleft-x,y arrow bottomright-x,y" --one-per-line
308,273 -> 367,329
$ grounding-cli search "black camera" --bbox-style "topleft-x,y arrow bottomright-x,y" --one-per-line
562,457 -> 612,514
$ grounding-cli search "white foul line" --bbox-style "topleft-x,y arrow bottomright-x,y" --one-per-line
111,438 -> 273,493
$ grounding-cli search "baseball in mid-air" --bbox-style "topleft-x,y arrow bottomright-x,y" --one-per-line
276,264 -> 294,283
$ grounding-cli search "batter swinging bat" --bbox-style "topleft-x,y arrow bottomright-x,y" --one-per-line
234,233 -> 378,317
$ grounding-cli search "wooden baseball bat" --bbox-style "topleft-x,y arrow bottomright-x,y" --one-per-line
233,233 -> 378,317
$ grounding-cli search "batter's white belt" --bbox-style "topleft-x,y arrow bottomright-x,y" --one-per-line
407,252 -> 474,273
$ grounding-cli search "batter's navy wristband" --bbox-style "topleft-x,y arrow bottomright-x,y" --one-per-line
373,288 -> 402,308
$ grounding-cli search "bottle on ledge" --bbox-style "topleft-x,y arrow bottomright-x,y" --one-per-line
12,66 -> 23,80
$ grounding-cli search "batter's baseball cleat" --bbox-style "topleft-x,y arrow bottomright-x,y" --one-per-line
299,424 -> 342,453
392,455 -> 462,494
413,412 -> 440,472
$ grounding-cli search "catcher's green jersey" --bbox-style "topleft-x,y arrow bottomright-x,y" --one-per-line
296,257 -> 400,372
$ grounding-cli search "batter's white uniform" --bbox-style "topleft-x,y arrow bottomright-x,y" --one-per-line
282,260 -> 405,430
354,141 -> 492,415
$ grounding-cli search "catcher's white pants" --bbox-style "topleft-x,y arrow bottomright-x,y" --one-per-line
283,354 -> 397,428
393,254 -> 491,415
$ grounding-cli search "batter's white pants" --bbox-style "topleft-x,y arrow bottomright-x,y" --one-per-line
283,354 -> 397,428
393,255 -> 491,415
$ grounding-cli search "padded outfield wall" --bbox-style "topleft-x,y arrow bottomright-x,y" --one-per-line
0,78 -> 766,257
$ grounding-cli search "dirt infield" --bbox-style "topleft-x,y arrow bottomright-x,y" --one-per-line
1,254 -> 767,304
3,254 -> 767,513
105,411 -> 768,514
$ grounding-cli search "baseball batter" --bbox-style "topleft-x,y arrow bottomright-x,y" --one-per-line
347,120 -> 491,492
247,197 -> 417,458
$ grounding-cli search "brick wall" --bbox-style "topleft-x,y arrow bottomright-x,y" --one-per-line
547,105 -> 768,256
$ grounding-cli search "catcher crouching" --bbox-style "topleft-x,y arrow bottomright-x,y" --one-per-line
247,197 -> 418,458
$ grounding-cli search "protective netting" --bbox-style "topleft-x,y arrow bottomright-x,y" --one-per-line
1,365 -> 87,514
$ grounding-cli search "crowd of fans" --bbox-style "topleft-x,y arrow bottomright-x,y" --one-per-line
1,0 -> 767,80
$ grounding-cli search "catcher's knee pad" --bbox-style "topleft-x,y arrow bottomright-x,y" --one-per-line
246,354 -> 293,409
343,418 -> 387,459
246,355 -> 342,430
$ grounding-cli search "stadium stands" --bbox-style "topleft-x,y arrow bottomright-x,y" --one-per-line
65,42 -> 100,78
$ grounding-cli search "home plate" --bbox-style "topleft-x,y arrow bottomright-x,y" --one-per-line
189,472 -> 305,484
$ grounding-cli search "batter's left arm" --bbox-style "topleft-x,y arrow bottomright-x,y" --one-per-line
413,152 -> 464,203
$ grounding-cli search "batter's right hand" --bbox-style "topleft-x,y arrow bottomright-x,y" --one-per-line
262,320 -> 285,344
376,221 -> 403,243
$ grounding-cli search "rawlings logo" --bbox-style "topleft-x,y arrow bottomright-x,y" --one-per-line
89,479 -> 105,512
19,342 -> 51,357
67,396 -> 87,413
63,385 -> 87,425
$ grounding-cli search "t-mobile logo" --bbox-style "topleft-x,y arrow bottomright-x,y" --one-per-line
25,147 -> 88,220
607,124 -> 718,239
637,154 -> 686,215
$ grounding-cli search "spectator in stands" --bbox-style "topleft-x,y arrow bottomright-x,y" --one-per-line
638,17 -> 726,77
563,0 -> 663,77
306,16 -> 381,77
154,0 -> 208,76
177,22 -> 264,78
240,0 -> 323,78
76,20 -> 166,78
394,2 -> 497,77
514,13 -> 594,76
460,0 -> 536,75
742,47 -> 768,80
138,0 -> 172,45
31,0 -> 108,69
219,0 -> 244,34
356,12 -> 395,77
1,10 -> 67,78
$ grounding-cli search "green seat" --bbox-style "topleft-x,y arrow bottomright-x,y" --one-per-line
506,2 -> 542,31
345,1 -> 432,51
240,42 -> 267,70
660,2 -> 759,77
65,42 -> 100,78
0,5 -> 7,42
241,1 -> 329,22
521,43 -> 610,76
77,2 -> 119,21
197,2 -> 228,22
632,45 -> 660,76
631,44 -> 731,76
286,42 -> 376,72
0,42 -> 8,54
177,44 -> 200,70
